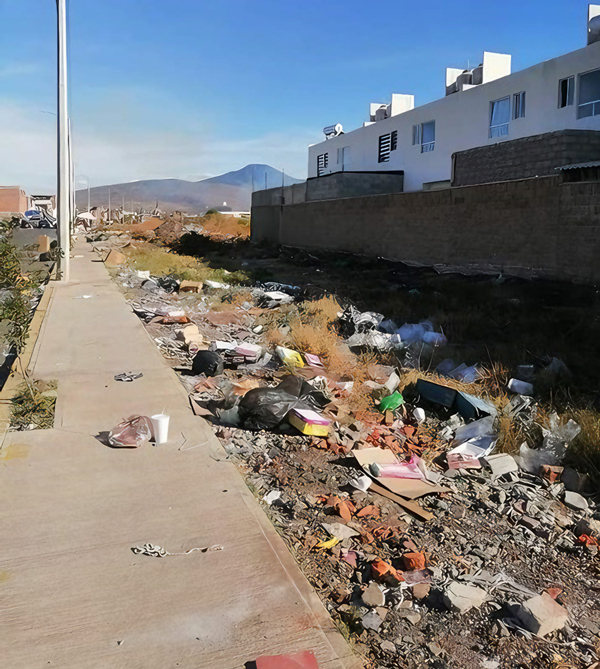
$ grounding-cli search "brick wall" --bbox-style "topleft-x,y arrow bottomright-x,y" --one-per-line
0,187 -> 28,214
452,130 -> 600,187
251,176 -> 600,282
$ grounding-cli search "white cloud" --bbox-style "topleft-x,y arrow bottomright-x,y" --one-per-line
0,96 -> 313,193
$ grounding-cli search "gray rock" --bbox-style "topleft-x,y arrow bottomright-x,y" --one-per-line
362,610 -> 383,631
428,641 -> 443,656
380,640 -> 396,653
362,582 -> 386,608
399,610 -> 422,625
515,593 -> 569,637
563,491 -> 588,512
443,581 -> 488,613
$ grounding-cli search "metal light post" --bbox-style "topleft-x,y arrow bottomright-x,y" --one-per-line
57,0 -> 70,282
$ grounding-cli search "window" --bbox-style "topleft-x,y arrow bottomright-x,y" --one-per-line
413,122 -> 435,151
317,153 -> 328,176
559,76 -> 574,108
412,124 -> 420,145
490,97 -> 510,138
579,68 -> 600,118
421,121 -> 435,152
378,130 -> 398,163
513,91 -> 526,119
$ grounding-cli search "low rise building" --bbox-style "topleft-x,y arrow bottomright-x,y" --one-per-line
308,4 -> 600,193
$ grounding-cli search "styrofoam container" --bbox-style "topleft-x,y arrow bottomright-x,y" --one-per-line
151,414 -> 170,444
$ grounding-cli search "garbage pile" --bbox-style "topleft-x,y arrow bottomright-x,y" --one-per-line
110,262 -> 600,669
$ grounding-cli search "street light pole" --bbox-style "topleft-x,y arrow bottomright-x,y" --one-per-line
57,0 -> 70,282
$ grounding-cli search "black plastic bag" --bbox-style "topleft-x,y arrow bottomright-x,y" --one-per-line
238,388 -> 301,430
192,350 -> 224,377
238,374 -> 327,430
276,374 -> 329,410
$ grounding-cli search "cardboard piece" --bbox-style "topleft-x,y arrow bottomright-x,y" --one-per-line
37,235 -> 51,253
104,249 -> 126,266
368,481 -> 434,522
179,280 -> 203,293
353,447 -> 448,499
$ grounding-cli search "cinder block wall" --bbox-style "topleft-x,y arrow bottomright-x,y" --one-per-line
453,130 -> 600,187
305,172 -> 404,201
251,176 -> 600,282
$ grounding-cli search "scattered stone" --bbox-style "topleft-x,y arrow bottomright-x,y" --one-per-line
516,592 -> 569,637
443,581 -> 488,613
380,640 -> 396,653
399,610 -> 422,625
412,583 -> 431,600
362,582 -> 386,608
427,641 -> 443,656
563,491 -> 588,512
362,610 -> 383,632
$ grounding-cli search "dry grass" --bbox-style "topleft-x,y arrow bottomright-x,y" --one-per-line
123,243 -> 248,284
186,213 -> 250,239
564,408 -> 600,483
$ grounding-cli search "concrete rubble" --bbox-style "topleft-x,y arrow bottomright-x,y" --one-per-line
98,225 -> 600,669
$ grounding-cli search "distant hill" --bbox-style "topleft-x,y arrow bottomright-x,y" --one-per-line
75,164 -> 303,214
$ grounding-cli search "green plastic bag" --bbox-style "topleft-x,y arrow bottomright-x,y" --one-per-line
379,391 -> 404,413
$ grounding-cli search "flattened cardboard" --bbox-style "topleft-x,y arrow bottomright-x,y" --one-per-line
354,447 -> 448,499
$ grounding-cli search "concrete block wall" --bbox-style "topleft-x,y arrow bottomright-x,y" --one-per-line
452,130 -> 600,187
251,176 -> 600,282
305,172 -> 404,201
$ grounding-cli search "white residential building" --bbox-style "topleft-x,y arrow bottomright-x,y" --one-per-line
308,5 -> 600,192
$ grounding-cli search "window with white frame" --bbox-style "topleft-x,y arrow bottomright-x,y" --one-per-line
559,76 -> 574,108
421,121 -> 435,152
579,68 -> 600,118
513,91 -> 526,119
490,97 -> 510,138
378,130 -> 398,163
317,153 -> 328,176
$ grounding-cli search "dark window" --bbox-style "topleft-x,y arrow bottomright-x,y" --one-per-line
421,121 -> 435,152
317,153 -> 328,176
513,91 -> 526,119
579,68 -> 600,118
559,76 -> 574,108
378,130 -> 397,163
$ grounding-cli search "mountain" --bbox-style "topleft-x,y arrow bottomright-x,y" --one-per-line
75,164 -> 303,214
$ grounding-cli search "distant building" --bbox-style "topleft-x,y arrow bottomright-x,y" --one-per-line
0,186 -> 30,215
308,4 -> 600,192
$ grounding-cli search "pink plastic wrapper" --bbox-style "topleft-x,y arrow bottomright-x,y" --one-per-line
108,415 -> 153,448
371,456 -> 426,480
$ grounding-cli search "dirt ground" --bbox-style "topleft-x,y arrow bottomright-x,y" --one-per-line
100,221 -> 600,669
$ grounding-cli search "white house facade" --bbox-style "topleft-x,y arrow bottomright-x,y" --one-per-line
308,5 -> 600,193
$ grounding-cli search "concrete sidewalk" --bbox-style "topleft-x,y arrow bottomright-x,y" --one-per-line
0,241 -> 361,669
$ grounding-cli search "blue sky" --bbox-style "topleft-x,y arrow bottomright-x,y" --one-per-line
0,0 -> 594,190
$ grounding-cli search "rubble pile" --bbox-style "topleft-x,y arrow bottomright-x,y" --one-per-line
110,261 -> 600,669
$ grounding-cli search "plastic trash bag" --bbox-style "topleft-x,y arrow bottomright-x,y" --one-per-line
192,350 -> 224,377
519,414 -> 581,473
339,305 -> 384,336
108,415 -> 153,448
238,387 -> 304,430
238,375 -> 326,430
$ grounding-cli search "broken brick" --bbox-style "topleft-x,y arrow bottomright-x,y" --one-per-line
256,651 -> 319,669
540,464 -> 564,483
371,558 -> 404,585
403,552 -> 426,571
357,505 -> 380,518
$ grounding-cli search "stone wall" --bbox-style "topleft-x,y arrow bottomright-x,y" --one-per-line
452,130 -> 600,187
251,176 -> 600,283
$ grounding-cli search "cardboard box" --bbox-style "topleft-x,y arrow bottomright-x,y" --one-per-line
288,408 -> 331,437
37,235 -> 51,253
